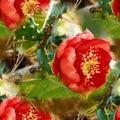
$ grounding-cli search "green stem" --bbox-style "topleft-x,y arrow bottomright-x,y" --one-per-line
37,0 -> 67,47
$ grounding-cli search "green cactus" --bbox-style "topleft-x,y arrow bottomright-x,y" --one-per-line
37,0 -> 67,47
15,18 -> 40,41
36,0 -> 67,73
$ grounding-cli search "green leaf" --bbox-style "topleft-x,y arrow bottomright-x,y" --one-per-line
18,73 -> 79,100
37,48 -> 54,74
97,108 -> 107,120
101,14 -> 120,39
98,0 -> 112,14
0,23 -> 11,39
79,8 -> 120,39
79,10 -> 106,37
108,111 -> 114,120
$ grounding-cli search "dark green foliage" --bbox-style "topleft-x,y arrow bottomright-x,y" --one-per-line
97,108 -> 114,120
54,35 -> 67,45
38,1 -> 67,47
98,0 -> 112,14
97,108 -> 108,120
15,18 -> 40,41
0,95 -> 7,103
108,111 -> 114,120
46,35 -> 67,47
37,48 -> 54,74
106,96 -> 120,107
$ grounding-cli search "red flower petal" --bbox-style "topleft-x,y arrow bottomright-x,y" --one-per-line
60,58 -> 80,83
110,0 -> 120,18
61,47 -> 111,92
56,30 -> 94,59
74,47 -> 111,90
60,47 -> 80,82
0,0 -> 50,29
114,106 -> 120,120
38,0 -> 50,9
76,29 -> 94,40
0,97 -> 52,120
0,0 -> 20,29
75,38 -> 110,52
51,30 -> 111,93
0,97 -> 20,116
1,107 -> 16,120
14,0 -> 25,17
56,38 -> 69,59
15,101 -> 51,120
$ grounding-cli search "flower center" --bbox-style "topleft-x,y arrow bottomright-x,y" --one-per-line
80,47 -> 100,80
21,0 -> 40,16
19,106 -> 41,120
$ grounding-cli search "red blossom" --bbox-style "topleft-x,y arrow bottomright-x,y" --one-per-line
0,96 -> 51,120
110,0 -> 120,18
0,0 -> 50,29
114,106 -> 120,120
38,0 -> 50,9
51,30 -> 111,93
0,0 -> 22,29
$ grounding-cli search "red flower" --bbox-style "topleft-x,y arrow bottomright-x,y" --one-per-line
38,0 -> 50,9
114,106 -> 120,120
0,0 -> 50,29
0,96 -> 51,120
51,30 -> 111,93
110,0 -> 120,18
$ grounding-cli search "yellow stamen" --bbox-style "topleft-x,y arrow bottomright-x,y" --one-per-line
80,47 -> 100,81
19,106 -> 41,120
21,0 -> 40,16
